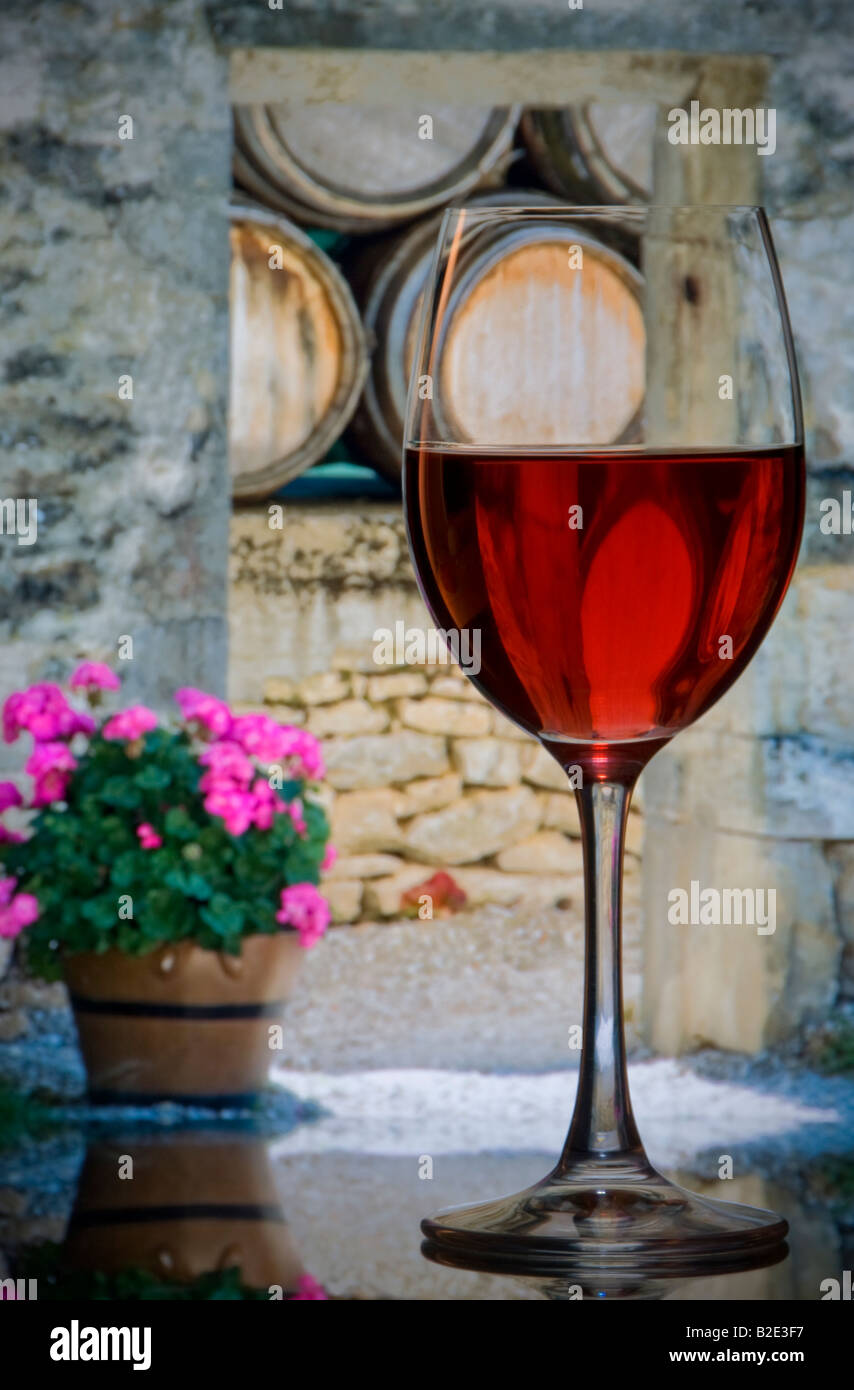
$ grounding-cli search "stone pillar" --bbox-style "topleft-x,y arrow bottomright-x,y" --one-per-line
642,43 -> 854,1051
0,0 -> 231,737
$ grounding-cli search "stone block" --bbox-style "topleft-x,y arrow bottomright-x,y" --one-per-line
263,675 -> 297,704
306,700 -> 390,737
263,704 -> 306,726
490,711 -> 533,743
365,672 -> 428,702
451,738 -> 521,787
323,732 -> 449,791
296,671 -> 350,706
362,864 -> 438,917
324,879 -> 363,924
453,867 -> 583,909
330,789 -> 405,855
332,644 -> 395,675
626,811 -> 644,858
398,697 -> 491,737
429,675 -> 486,702
539,792 -> 581,836
326,854 -> 404,881
521,744 -> 570,791
496,831 -> 584,875
395,773 -> 463,819
403,787 -> 541,866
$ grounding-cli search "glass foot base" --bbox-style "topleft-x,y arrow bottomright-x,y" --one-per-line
421,1157 -> 788,1274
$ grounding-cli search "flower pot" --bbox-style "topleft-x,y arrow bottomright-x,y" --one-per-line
64,934 -> 303,1105
63,1133 -> 304,1294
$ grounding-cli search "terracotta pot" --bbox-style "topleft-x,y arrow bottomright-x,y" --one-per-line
64,1134 -> 304,1293
64,934 -> 303,1104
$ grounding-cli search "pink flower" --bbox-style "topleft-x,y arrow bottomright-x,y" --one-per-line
283,797 -> 307,837
0,782 -> 22,812
2,682 -> 92,744
320,843 -> 337,873
230,716 -> 325,781
102,705 -> 158,742
136,822 -> 162,850
277,727 -> 325,781
249,777 -> 287,831
0,888 -> 39,939
275,882 -> 330,949
26,741 -> 77,806
69,661 -> 121,692
289,1273 -> 328,1301
203,787 -> 256,837
0,876 -> 17,906
230,714 -> 290,764
198,740 -> 254,789
71,709 -> 98,738
0,825 -> 24,845
175,687 -> 232,739
287,728 -> 328,783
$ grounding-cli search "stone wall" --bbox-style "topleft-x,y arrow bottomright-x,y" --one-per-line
230,502 -> 643,925
244,645 -> 643,924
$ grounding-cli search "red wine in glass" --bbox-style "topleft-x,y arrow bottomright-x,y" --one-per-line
405,444 -> 804,781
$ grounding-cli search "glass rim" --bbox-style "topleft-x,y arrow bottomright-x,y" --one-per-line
438,204 -> 769,220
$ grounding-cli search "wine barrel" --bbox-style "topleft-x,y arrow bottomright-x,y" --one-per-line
521,102 -> 657,204
232,103 -> 520,233
346,198 -> 644,478
229,204 -> 368,500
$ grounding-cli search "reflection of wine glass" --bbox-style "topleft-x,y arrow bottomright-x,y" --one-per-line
403,206 -> 804,1268
421,1234 -> 790,1298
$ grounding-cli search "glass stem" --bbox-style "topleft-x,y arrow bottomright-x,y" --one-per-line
558,778 -> 644,1167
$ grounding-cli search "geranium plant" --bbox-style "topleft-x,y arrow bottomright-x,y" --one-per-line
0,664 -> 333,978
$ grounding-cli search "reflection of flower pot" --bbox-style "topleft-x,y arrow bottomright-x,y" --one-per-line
64,934 -> 303,1104
64,1133 -> 304,1293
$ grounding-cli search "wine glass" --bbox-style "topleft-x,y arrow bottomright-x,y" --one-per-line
403,206 -> 804,1270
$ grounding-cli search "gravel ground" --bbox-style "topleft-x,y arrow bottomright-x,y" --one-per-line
277,886 -> 644,1070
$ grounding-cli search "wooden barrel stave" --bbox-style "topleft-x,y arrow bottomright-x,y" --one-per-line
229,202 -> 368,500
521,103 -> 658,205
233,103 -> 520,233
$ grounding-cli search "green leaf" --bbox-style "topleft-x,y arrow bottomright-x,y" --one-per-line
99,778 -> 142,809
164,867 -> 213,900
111,850 -> 143,885
135,765 -> 171,792
164,807 -> 198,840
200,894 -> 245,939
